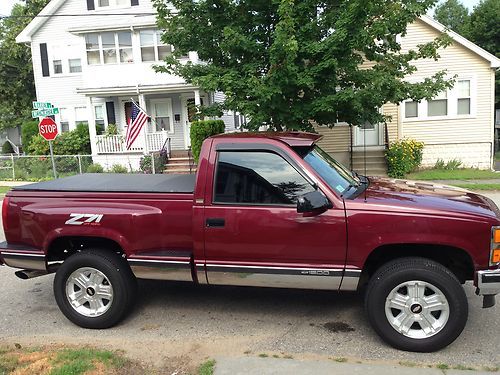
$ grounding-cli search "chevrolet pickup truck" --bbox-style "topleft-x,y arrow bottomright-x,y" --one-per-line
1,132 -> 499,352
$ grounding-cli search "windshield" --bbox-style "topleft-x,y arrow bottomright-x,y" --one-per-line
302,146 -> 360,195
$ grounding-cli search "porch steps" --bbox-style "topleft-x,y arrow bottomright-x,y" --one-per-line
352,149 -> 388,177
163,152 -> 197,174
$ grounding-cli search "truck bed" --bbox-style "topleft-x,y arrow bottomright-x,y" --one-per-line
13,173 -> 196,193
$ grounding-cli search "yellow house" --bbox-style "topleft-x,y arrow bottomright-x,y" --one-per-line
316,15 -> 500,175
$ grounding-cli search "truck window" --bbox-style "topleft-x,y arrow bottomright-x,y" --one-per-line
214,151 -> 315,205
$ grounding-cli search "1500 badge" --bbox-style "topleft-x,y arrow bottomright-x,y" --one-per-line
65,214 -> 103,226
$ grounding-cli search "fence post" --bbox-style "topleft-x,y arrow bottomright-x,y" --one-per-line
11,154 -> 15,180
77,155 -> 82,174
151,152 -> 156,174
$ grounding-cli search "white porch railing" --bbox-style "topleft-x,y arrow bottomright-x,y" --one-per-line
95,131 -> 170,154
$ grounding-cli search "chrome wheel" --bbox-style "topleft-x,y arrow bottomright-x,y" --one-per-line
65,267 -> 114,318
385,280 -> 450,339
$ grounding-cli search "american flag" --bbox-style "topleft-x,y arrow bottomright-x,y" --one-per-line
126,102 -> 149,150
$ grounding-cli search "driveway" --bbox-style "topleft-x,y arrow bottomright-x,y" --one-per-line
0,195 -> 499,370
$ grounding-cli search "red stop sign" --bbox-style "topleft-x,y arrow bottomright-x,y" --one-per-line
39,117 -> 59,141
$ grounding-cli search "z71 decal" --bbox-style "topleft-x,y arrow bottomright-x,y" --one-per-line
65,214 -> 104,226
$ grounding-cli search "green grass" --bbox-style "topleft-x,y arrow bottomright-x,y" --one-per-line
436,364 -> 450,370
51,348 -> 127,375
198,359 -> 216,375
398,361 -> 417,367
0,351 -> 20,375
258,353 -> 269,358
333,357 -> 347,363
453,364 -> 475,371
0,186 -> 11,194
407,169 -> 500,180
450,183 -> 500,191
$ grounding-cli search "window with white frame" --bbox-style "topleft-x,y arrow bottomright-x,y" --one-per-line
140,30 -> 173,62
86,32 -> 134,65
69,58 -> 82,73
151,100 -> 173,132
60,108 -> 70,132
75,107 -> 88,127
52,45 -> 63,74
403,78 -> 473,121
96,0 -> 129,8
457,79 -> 471,115
53,60 -> 63,74
94,105 -> 105,134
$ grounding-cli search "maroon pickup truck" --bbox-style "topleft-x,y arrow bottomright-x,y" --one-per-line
1,132 -> 499,352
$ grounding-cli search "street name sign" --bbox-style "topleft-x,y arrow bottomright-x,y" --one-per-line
32,107 -> 60,118
32,102 -> 53,109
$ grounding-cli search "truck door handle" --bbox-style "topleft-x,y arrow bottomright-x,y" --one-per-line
206,218 -> 225,228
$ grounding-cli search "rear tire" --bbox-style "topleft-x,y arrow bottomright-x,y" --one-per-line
54,249 -> 137,329
365,257 -> 468,352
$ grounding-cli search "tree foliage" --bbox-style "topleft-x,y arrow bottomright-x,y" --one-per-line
434,0 -> 469,35
155,0 -> 453,131
466,0 -> 499,104
0,0 -> 50,130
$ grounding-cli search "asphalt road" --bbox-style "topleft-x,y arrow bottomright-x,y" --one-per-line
0,195 -> 499,370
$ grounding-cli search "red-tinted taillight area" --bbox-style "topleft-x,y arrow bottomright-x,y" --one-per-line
2,196 -> 9,234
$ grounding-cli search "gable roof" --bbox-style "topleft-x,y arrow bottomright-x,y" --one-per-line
419,15 -> 500,68
16,0 -> 65,43
14,1 -> 500,69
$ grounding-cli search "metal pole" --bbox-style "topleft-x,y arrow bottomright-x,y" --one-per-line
11,154 -> 15,180
77,155 -> 82,174
49,140 -> 57,179
151,152 -> 156,174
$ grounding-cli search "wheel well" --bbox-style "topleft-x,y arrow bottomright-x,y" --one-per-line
47,236 -> 125,262
360,244 -> 474,286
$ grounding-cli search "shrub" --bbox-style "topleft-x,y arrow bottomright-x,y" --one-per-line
190,120 -> 225,161
105,124 -> 119,135
435,158 -> 462,170
2,141 -> 14,154
26,124 -> 91,156
140,153 -> 165,174
26,135 -> 50,155
386,138 -> 424,178
109,164 -> 128,173
21,120 -> 39,149
86,163 -> 104,173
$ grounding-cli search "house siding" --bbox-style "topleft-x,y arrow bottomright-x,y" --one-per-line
399,19 -> 494,169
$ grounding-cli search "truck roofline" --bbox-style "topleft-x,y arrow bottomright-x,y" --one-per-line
210,131 -> 323,147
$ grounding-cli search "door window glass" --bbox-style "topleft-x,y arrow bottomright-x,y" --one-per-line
214,151 -> 315,205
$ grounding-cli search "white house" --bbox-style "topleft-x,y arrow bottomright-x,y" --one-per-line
16,0 -> 238,170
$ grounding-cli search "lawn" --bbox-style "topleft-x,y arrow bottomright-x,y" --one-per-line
449,183 -> 500,191
0,346 -> 140,375
407,168 -> 500,180
0,186 -> 11,195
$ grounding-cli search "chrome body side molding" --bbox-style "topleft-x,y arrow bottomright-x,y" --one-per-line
205,264 -> 347,290
339,269 -> 362,291
127,251 -> 193,282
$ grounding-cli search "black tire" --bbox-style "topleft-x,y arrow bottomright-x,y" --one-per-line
365,257 -> 468,352
54,248 -> 137,329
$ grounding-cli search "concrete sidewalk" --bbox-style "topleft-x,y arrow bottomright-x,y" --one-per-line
214,357 -> 493,375
431,179 -> 500,185
0,181 -> 31,187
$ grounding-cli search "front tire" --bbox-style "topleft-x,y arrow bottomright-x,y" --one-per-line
54,249 -> 137,329
365,257 -> 468,352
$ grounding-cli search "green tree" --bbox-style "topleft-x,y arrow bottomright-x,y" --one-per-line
0,0 -> 50,130
434,0 -> 469,35
465,0 -> 499,104
154,0 -> 453,131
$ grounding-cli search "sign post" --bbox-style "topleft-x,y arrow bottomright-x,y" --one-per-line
38,117 -> 59,178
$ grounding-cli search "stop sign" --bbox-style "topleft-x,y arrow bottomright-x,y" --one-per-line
39,117 -> 59,141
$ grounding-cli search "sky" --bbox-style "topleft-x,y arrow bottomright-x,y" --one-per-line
0,0 -> 482,17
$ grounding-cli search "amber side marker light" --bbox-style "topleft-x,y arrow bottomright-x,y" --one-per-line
491,227 -> 500,265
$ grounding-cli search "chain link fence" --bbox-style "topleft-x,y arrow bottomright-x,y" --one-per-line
0,155 -> 94,181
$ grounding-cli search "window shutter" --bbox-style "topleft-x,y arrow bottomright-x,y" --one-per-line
39,43 -> 50,77
87,0 -> 95,10
131,0 -> 139,6
106,102 -> 116,125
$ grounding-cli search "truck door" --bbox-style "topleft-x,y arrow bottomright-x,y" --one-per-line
202,145 -> 348,290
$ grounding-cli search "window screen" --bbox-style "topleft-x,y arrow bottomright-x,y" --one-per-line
214,151 -> 314,205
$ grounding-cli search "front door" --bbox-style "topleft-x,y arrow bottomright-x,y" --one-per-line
181,96 -> 206,149
202,148 -> 347,290
354,121 -> 381,146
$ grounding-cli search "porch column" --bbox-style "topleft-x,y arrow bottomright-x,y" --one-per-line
86,97 -> 98,155
194,89 -> 201,107
139,93 -> 148,155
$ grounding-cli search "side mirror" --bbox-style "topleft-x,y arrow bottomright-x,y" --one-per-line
297,191 -> 332,215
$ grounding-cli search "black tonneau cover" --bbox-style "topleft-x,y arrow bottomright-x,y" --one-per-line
13,173 -> 196,193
